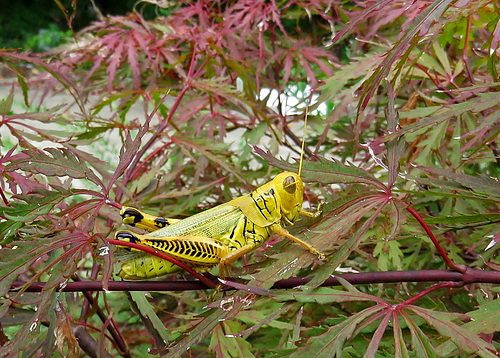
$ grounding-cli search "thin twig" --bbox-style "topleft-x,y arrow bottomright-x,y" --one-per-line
80,290 -> 131,358
73,325 -> 114,358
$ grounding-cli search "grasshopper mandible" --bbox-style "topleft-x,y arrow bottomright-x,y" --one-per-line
115,116 -> 324,280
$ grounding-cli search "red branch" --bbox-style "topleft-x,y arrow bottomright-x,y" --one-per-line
401,281 -> 462,306
11,268 -> 500,293
406,205 -> 465,273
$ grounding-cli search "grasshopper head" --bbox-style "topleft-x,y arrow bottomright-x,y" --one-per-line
273,172 -> 304,225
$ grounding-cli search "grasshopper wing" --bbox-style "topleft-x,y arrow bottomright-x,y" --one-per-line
146,203 -> 244,240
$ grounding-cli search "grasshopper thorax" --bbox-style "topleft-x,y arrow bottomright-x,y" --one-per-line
272,172 -> 304,225
229,171 -> 304,228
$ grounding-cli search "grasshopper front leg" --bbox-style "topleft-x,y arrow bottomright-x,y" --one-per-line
276,200 -> 324,260
271,224 -> 325,260
300,200 -> 324,219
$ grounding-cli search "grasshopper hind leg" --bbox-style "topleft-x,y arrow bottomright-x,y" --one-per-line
120,206 -> 180,232
115,230 -> 229,272
115,230 -> 141,248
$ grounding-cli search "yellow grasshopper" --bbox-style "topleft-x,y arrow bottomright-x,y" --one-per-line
115,117 -> 324,280
115,172 -> 324,280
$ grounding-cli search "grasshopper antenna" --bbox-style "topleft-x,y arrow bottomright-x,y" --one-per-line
298,98 -> 310,177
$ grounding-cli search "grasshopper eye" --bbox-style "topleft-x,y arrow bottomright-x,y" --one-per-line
283,175 -> 297,194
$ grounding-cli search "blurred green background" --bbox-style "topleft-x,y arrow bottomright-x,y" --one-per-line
0,0 -> 138,51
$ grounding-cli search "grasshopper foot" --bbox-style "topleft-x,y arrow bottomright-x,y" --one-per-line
300,200 -> 325,219
310,248 -> 325,261
315,200 -> 325,217
209,282 -> 225,302
308,245 -> 326,261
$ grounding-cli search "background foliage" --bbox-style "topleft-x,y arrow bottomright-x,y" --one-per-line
1,0 -> 500,357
